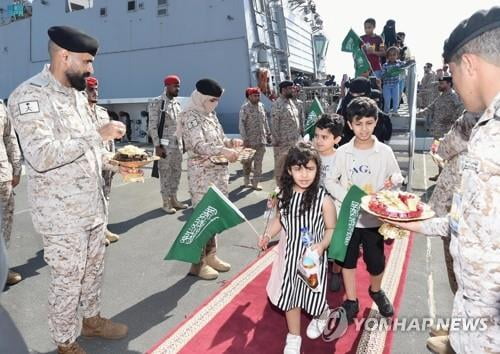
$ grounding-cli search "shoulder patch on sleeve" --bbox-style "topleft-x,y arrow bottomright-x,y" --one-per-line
187,119 -> 200,129
18,101 -> 40,115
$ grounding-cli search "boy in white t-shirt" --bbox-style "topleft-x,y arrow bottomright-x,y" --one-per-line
330,97 -> 401,323
313,113 -> 345,292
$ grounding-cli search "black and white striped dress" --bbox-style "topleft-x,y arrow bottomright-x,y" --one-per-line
266,187 -> 328,317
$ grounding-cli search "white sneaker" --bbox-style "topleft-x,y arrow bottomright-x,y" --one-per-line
283,333 -> 302,354
306,308 -> 331,339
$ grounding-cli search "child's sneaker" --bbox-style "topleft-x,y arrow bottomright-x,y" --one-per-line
329,271 -> 342,292
283,333 -> 302,354
306,308 -> 331,339
340,299 -> 359,323
369,287 -> 394,317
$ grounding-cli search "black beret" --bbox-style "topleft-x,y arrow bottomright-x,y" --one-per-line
279,80 -> 294,91
48,26 -> 99,56
196,78 -> 223,97
349,77 -> 371,96
425,62 -> 433,67
439,76 -> 453,84
443,6 -> 500,63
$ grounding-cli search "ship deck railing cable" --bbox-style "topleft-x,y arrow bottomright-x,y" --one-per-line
405,63 -> 418,192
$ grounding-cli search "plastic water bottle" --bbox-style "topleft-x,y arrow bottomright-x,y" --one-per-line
300,227 -> 313,247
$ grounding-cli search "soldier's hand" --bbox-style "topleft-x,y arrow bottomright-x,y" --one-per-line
221,148 -> 239,163
119,166 -> 144,176
99,121 -> 126,141
155,145 -> 167,158
231,138 -> 244,148
380,218 -> 423,233
12,175 -> 21,188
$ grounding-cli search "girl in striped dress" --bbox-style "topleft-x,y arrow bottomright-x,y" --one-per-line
258,142 -> 337,354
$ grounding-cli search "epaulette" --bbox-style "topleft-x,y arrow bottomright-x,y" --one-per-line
27,73 -> 50,88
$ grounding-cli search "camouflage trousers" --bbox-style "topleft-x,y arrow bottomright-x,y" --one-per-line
42,224 -> 106,345
159,148 -> 183,203
187,161 -> 229,264
242,145 -> 266,182
0,181 -> 14,247
450,291 -> 500,353
273,145 -> 292,186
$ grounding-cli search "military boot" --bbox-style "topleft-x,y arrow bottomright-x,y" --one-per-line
105,229 -> 119,243
6,270 -> 22,285
426,335 -> 454,354
251,179 -> 263,191
170,196 -> 188,210
206,254 -> 231,272
57,342 -> 86,354
82,313 -> 128,339
189,262 -> 218,280
162,198 -> 176,214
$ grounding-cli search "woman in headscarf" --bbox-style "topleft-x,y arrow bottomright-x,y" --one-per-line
179,78 -> 244,280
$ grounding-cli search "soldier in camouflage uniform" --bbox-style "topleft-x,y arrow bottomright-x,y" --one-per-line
388,9 -> 500,353
85,77 -> 120,246
148,75 -> 187,214
0,100 -> 22,286
417,63 -> 435,108
179,78 -> 243,280
8,26 -> 129,354
271,81 -> 301,185
238,87 -> 270,190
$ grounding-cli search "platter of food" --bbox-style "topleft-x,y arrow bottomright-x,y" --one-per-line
110,145 -> 159,168
361,190 -> 435,221
209,147 -> 256,165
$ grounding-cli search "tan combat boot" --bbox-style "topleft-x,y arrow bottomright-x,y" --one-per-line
251,179 -> 263,191
6,270 -> 22,285
57,342 -> 86,354
429,324 -> 449,337
105,229 -> 119,243
189,262 -> 219,280
82,314 -> 128,339
426,335 -> 454,354
170,196 -> 188,210
206,254 -> 231,272
162,199 -> 176,214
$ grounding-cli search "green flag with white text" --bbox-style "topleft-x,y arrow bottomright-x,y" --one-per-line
165,185 -> 246,263
341,29 -> 372,77
328,185 -> 367,262
341,29 -> 362,53
304,96 -> 324,140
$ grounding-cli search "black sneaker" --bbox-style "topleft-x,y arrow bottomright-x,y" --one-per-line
330,272 -> 342,292
340,299 -> 359,323
369,287 -> 394,317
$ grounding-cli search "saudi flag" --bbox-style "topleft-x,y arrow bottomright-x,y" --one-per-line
341,29 -> 362,53
328,185 -> 367,262
304,97 -> 324,140
341,29 -> 372,77
165,185 -> 246,263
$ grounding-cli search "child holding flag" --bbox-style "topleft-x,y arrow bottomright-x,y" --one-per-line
258,142 -> 337,353
313,114 -> 345,292
330,97 -> 401,323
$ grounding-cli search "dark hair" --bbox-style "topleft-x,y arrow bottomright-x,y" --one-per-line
386,46 -> 400,56
279,142 -> 321,216
364,18 -> 376,27
345,97 -> 378,122
315,113 -> 344,137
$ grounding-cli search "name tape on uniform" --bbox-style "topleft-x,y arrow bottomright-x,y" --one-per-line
18,101 -> 40,115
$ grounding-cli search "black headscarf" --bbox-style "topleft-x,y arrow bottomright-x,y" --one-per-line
382,20 -> 398,47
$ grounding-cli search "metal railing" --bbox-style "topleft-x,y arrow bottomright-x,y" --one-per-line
405,63 -> 418,192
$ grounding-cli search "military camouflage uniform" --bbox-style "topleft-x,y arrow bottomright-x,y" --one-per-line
238,100 -> 270,183
8,65 -> 108,346
417,90 -> 464,139
421,92 -> 500,353
0,100 -> 22,247
417,71 -> 435,108
179,105 -> 233,260
148,93 -> 183,203
428,111 -> 480,294
89,104 -> 117,199
271,96 -> 301,184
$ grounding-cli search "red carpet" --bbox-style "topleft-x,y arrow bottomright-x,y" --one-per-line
148,236 -> 413,354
